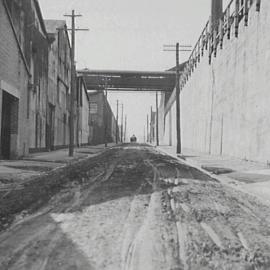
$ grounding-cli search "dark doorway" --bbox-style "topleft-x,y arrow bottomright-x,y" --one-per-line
46,104 -> 55,150
1,91 -> 13,159
63,113 -> 67,146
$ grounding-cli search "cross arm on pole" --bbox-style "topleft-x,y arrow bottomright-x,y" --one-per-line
163,44 -> 192,48
64,14 -> 82,17
163,49 -> 192,52
67,28 -> 90,31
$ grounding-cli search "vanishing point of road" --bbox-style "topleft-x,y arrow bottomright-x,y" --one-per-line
0,144 -> 270,269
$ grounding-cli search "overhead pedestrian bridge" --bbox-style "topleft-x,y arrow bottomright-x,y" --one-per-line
77,69 -> 177,92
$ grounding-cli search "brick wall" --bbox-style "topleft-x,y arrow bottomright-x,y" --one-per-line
88,91 -> 116,145
0,0 -> 30,158
46,21 -> 72,150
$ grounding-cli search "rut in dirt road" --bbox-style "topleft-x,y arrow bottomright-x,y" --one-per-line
0,144 -> 270,270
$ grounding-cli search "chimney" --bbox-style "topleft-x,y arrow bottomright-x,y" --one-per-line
211,0 -> 223,30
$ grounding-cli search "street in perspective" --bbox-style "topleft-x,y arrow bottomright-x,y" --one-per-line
1,0 -> 270,269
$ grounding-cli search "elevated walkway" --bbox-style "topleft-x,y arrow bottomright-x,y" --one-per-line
77,69 -> 176,92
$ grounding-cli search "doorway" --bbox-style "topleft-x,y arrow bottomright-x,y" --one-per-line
1,91 -> 17,159
46,103 -> 55,150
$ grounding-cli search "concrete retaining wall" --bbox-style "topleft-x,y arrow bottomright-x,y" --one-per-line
163,1 -> 270,163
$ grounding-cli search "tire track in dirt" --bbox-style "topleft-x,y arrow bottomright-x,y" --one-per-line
121,153 -> 180,270
1,145 -> 270,269
121,194 -> 151,270
162,176 -> 270,269
121,191 -> 179,270
146,148 -> 270,269
64,160 -> 119,213
145,156 -> 189,270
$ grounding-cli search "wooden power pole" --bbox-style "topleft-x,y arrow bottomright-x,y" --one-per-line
144,126 -> 146,143
121,103 -> 124,143
175,43 -> 181,154
116,100 -> 119,144
64,10 -> 89,157
163,43 -> 192,155
104,88 -> 108,148
124,115 -> 127,143
150,106 -> 153,143
147,114 -> 149,143
156,91 -> 159,146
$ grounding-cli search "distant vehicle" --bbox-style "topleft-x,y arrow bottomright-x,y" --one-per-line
130,134 -> 137,142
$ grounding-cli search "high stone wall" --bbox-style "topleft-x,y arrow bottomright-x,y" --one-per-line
163,0 -> 270,163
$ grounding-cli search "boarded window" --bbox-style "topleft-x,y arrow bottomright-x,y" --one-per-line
90,102 -> 98,114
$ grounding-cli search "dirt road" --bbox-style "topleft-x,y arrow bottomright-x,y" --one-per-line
0,144 -> 269,269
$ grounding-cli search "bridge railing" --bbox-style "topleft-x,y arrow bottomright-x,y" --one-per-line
179,0 -> 261,90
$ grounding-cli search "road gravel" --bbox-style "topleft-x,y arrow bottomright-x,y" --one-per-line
0,144 -> 269,269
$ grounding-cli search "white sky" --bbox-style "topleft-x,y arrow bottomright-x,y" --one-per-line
39,0 -> 227,142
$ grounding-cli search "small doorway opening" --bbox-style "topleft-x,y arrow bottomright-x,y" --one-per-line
46,103 -> 55,151
1,91 -> 18,159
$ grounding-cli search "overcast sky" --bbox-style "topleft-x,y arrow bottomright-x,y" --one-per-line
39,0 -> 224,142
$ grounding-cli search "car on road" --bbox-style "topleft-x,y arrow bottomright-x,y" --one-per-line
130,135 -> 137,142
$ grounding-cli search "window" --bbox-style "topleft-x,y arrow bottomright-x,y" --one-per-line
90,102 -> 98,114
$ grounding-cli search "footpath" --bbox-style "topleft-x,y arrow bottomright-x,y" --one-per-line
157,145 -> 270,206
0,143 -> 115,190
0,143 -> 115,230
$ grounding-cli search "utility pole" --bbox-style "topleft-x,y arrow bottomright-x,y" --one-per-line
175,43 -> 181,154
144,126 -> 146,143
116,100 -> 119,144
156,91 -> 159,146
163,44 -> 192,154
65,10 -> 89,157
150,106 -> 153,143
147,114 -> 149,143
124,115 -> 127,143
104,86 -> 108,148
121,103 -> 124,143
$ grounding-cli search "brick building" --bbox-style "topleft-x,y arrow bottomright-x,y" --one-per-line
76,76 -> 90,146
45,20 -> 72,150
26,1 -> 49,153
0,0 -> 91,159
88,91 -> 117,145
0,0 -> 49,157
0,0 -> 31,159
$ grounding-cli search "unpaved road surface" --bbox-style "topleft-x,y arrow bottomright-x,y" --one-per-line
0,144 -> 270,269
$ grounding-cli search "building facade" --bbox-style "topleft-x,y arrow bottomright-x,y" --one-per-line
0,0 -> 30,159
0,0 -> 91,159
26,1 -> 49,153
45,20 -> 71,150
88,91 -> 117,145
2,0 -> 49,155
76,76 -> 90,146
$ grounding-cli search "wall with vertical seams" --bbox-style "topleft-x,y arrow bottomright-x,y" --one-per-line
162,0 -> 270,163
